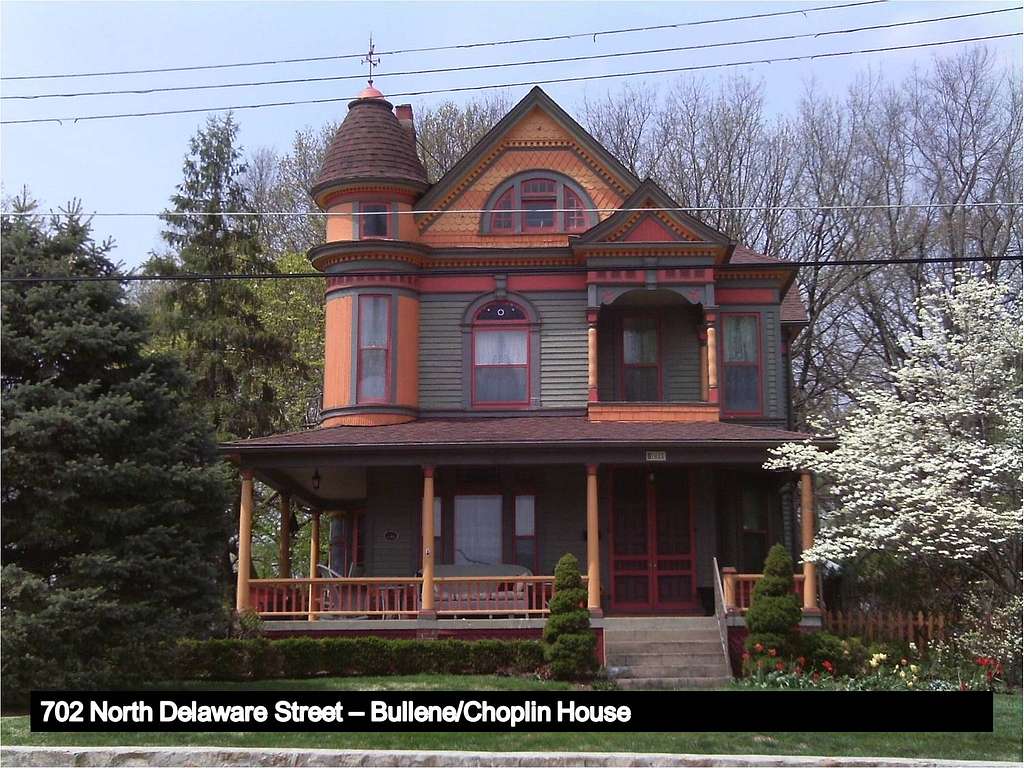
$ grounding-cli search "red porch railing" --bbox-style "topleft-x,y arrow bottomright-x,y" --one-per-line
720,569 -> 805,612
249,574 -> 565,620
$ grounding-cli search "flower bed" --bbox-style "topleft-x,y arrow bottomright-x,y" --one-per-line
737,634 -> 1009,692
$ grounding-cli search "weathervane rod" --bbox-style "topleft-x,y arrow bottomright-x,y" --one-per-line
361,34 -> 380,87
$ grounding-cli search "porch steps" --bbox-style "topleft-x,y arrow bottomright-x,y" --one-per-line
603,617 -> 731,690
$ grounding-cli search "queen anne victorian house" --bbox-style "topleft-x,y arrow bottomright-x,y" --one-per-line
223,83 -> 828,679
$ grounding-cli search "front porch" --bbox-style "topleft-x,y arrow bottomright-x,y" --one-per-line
224,420 -> 825,630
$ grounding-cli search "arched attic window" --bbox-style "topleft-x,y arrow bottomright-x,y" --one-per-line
472,300 -> 530,406
482,172 -> 597,235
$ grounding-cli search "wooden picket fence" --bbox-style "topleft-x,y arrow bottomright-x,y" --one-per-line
823,609 -> 950,646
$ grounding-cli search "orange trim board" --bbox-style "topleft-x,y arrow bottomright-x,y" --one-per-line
587,402 -> 721,423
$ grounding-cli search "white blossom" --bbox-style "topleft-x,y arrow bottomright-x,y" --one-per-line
767,273 -> 1023,594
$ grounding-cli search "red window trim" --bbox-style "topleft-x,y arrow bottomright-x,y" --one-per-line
720,312 -> 763,417
356,293 -> 391,404
485,176 -> 591,235
471,302 -> 531,408
618,312 -> 663,402
358,201 -> 393,240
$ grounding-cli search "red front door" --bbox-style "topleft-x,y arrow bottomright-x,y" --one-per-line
610,467 -> 697,612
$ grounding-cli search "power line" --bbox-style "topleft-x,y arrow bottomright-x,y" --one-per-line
7,7 -> 1017,101
2,202 -> 1018,218
1,256 -> 1018,285
0,0 -> 885,82
4,32 -> 1018,126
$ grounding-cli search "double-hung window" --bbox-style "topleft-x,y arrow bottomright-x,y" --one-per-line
513,495 -> 537,571
357,295 -> 390,403
359,203 -> 390,239
472,301 -> 529,406
722,314 -> 761,414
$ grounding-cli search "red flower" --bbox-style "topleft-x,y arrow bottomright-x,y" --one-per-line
768,648 -> 777,657
977,657 -> 990,667
900,658 -> 908,666
741,652 -> 751,661
797,656 -> 806,666
754,643 -> 764,653
775,661 -> 785,671
811,672 -> 821,683
822,660 -> 834,673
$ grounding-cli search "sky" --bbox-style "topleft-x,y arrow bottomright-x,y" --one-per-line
1,0 -> 1020,268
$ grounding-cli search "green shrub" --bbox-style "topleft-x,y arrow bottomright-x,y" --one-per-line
542,553 -> 597,680
172,636 -> 545,681
745,544 -> 802,656
801,631 -> 846,672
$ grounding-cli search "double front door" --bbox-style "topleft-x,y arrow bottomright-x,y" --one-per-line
609,467 -> 697,612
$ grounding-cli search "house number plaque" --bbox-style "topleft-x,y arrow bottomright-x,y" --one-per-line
644,450 -> 667,463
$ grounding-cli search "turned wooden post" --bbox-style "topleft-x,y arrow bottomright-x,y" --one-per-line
235,470 -> 254,612
307,509 -> 320,621
586,464 -> 601,615
722,566 -> 737,610
419,466 -> 436,617
801,472 -> 818,611
279,494 -> 291,578
705,313 -> 719,403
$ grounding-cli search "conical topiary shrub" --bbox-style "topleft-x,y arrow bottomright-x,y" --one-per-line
744,543 -> 803,656
542,553 -> 597,680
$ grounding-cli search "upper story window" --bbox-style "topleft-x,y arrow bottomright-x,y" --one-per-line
482,172 -> 597,235
359,203 -> 391,239
621,315 -> 660,401
357,294 -> 390,403
472,300 -> 529,406
722,314 -> 761,415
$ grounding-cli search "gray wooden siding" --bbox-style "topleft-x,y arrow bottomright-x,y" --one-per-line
529,294 -> 588,408
662,310 -> 701,401
536,466 -> 588,575
418,296 -> 470,410
364,467 -> 420,576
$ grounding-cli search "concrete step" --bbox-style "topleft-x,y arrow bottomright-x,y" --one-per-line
615,676 -> 733,690
607,651 -> 726,667
603,628 -> 721,642
603,640 -> 724,656
610,663 -> 730,679
602,616 -> 719,630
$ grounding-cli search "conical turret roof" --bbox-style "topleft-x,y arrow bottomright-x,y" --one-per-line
311,87 -> 428,203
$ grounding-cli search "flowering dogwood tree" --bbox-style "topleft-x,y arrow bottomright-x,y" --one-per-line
767,274 -> 1022,598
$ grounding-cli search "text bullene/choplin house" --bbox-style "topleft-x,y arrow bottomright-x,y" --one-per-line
221,83 -> 833,686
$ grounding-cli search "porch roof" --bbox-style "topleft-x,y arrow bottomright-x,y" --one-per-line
222,416 -> 822,453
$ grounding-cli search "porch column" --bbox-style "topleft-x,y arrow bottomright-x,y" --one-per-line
278,494 -> 291,578
800,472 -> 818,612
586,464 -> 602,615
308,510 -> 320,621
587,310 -> 599,403
420,466 -> 436,617
705,312 -> 719,404
235,469 -> 254,612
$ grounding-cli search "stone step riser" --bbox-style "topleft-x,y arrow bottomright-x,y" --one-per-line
602,618 -> 719,630
607,654 -> 726,667
604,630 -> 722,642
609,664 -> 730,678
604,640 -> 723,653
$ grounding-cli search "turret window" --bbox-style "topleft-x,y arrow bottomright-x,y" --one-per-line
357,295 -> 391,402
359,203 -> 391,239
482,172 -> 597,235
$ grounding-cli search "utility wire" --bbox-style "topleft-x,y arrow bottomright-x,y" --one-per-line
4,32 -> 1019,126
1,256 -> 1018,285
0,0 -> 886,82
2,202 -> 1018,218
6,7 -> 1017,101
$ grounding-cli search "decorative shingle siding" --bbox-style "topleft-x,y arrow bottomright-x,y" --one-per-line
418,295 -> 470,410
530,293 -> 589,408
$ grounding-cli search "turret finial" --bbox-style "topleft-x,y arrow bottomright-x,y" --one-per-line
361,34 -> 381,88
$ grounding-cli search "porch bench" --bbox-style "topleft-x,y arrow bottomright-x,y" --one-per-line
432,564 -> 534,615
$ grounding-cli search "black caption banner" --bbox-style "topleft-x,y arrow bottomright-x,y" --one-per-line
31,690 -> 993,733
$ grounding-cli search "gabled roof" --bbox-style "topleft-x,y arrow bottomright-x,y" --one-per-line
415,86 -> 640,213
729,245 -> 808,325
573,178 -> 733,246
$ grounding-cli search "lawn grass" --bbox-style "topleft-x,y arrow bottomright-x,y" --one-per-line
2,676 -> 1019,762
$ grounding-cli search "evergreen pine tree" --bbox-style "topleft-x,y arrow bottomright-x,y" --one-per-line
1,201 -> 229,706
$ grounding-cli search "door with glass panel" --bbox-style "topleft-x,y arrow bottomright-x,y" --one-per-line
610,468 -> 697,612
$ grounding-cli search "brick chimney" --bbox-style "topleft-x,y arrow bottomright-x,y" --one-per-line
396,104 -> 416,145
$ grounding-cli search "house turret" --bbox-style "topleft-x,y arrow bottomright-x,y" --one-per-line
309,85 -> 428,427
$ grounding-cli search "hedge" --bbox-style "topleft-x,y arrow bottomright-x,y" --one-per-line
173,637 -> 546,681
